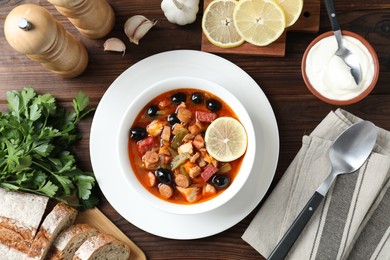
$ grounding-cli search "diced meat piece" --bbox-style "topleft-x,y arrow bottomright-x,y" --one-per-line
174,174 -> 190,188
158,98 -> 170,109
203,183 -> 217,196
161,125 -> 171,142
147,120 -> 165,137
177,108 -> 192,123
137,136 -> 156,155
158,146 -> 171,156
197,156 -> 207,167
201,164 -> 219,182
160,155 -> 171,164
172,123 -> 185,135
177,186 -> 202,203
196,111 -> 217,122
190,152 -> 200,163
188,165 -> 201,179
188,122 -> 205,135
182,133 -> 195,143
143,150 -> 159,169
147,172 -> 157,187
192,134 -> 205,150
178,142 -> 193,155
159,184 -> 173,199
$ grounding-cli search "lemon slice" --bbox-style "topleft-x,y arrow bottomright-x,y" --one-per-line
202,0 -> 245,48
233,0 -> 286,46
205,117 -> 248,162
275,0 -> 304,27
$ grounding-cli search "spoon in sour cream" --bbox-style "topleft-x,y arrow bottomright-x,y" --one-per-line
324,0 -> 362,85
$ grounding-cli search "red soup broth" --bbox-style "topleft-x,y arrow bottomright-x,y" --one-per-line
127,88 -> 245,204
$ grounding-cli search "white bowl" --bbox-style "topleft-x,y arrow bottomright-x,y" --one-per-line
116,76 -> 256,215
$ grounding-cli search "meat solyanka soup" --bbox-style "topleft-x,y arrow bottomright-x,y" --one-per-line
128,88 -> 247,204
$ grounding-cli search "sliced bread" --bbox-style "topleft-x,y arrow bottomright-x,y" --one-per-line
0,188 -> 49,259
27,202 -> 78,260
47,223 -> 100,260
73,233 -> 131,260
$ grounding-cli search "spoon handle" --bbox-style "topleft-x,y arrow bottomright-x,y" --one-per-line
324,0 -> 341,31
267,192 -> 324,260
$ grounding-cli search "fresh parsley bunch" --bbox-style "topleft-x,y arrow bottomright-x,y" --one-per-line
0,88 -> 98,209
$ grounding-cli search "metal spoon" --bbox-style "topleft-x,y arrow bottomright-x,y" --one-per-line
324,0 -> 362,85
268,121 -> 377,260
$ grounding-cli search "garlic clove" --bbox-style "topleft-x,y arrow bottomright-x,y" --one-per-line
103,38 -> 126,55
124,15 -> 148,38
130,20 -> 157,45
124,15 -> 157,45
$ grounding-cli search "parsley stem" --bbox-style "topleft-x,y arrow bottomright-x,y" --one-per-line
31,160 -> 55,175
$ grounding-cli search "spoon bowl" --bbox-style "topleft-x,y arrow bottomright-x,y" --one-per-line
329,120 -> 377,174
325,0 -> 362,85
268,121 -> 377,260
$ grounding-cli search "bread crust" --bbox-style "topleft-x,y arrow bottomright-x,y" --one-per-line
0,188 -> 49,256
27,202 -> 78,259
73,233 -> 131,260
48,223 -> 99,260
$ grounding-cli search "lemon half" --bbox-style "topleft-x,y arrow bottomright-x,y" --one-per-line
205,117 -> 248,162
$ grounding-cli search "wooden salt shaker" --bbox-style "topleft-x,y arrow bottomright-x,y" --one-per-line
47,0 -> 115,39
4,4 -> 88,78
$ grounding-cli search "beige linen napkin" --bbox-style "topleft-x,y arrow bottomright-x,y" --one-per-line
242,109 -> 390,259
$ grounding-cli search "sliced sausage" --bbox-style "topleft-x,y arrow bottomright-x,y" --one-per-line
158,184 -> 173,199
196,111 -> 217,122
174,174 -> 190,188
147,172 -> 157,187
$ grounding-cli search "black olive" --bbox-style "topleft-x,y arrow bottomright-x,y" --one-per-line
212,174 -> 230,189
129,127 -> 147,141
167,113 -> 180,125
155,168 -> 173,184
147,105 -> 158,117
191,92 -> 204,104
171,92 -> 186,104
206,99 -> 222,112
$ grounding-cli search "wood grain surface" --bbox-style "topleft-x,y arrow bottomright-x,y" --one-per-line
1,1 -> 390,259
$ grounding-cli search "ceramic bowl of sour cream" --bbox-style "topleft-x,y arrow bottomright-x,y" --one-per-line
302,30 -> 379,105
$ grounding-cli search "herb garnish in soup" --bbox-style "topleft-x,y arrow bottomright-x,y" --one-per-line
128,88 -> 247,204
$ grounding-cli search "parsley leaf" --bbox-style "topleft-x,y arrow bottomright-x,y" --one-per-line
0,88 -> 98,209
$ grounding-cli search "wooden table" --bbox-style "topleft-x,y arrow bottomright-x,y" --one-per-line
1,0 -> 389,259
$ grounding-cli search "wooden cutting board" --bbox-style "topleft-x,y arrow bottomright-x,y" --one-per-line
201,0 -> 321,57
76,208 -> 146,260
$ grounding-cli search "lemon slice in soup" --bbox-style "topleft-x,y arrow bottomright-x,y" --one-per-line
205,117 -> 247,162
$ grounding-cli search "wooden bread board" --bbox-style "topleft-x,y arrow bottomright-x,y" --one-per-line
76,208 -> 146,260
201,0 -> 321,57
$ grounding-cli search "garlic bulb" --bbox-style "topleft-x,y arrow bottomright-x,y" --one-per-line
103,38 -> 126,55
161,0 -> 199,26
124,15 -> 157,45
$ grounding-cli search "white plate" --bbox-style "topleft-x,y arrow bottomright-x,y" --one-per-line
90,50 -> 279,239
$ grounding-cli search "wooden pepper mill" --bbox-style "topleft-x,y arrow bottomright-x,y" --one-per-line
4,4 -> 88,78
47,0 -> 115,39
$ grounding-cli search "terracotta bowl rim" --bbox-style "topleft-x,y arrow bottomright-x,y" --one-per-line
301,30 -> 380,105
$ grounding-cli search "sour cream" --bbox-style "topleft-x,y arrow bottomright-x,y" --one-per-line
305,35 -> 375,101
